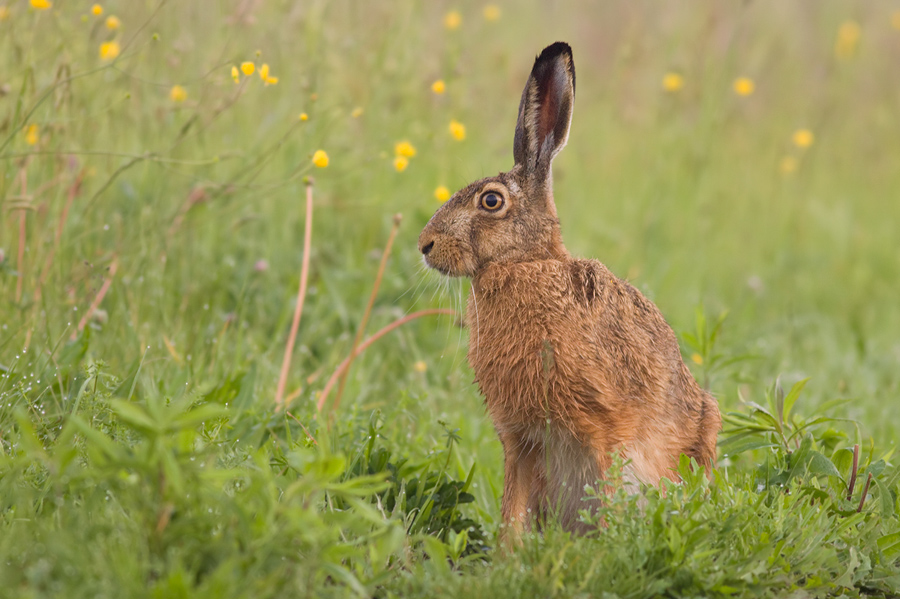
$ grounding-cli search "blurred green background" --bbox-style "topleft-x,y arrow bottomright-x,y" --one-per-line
1,1 -> 899,595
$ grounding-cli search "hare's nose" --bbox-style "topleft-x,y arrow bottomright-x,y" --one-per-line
420,240 -> 435,255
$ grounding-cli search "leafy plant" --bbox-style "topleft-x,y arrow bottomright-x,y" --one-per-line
681,306 -> 756,390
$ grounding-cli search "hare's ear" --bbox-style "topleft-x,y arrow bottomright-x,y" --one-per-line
513,42 -> 576,177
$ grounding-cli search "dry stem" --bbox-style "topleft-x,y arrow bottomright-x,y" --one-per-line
275,180 -> 314,410
316,308 -> 457,413
847,443 -> 860,500
331,213 -> 402,413
35,169 -> 85,302
72,257 -> 119,339
857,472 -> 873,512
15,168 -> 29,303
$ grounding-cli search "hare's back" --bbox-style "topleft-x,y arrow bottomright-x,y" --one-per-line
469,259 -> 687,417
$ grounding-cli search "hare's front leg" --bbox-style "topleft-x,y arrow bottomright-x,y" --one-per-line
498,433 -> 542,546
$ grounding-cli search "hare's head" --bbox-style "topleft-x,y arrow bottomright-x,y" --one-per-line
418,42 -> 576,277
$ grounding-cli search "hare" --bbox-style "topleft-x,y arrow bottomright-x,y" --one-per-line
417,42 -> 720,538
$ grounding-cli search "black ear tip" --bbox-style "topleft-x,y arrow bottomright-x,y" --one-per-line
537,41 -> 573,62
532,42 -> 575,93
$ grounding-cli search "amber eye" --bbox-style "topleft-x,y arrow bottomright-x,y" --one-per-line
480,192 -> 503,211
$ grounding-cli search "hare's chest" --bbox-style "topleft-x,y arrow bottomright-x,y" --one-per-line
466,270 -> 590,421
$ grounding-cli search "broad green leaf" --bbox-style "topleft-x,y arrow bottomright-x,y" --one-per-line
832,448 -> 855,479
878,532 -> 900,557
805,450 -> 843,480
720,436 -> 779,457
872,476 -> 895,518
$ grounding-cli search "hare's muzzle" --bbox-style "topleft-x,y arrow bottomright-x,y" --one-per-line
418,227 -> 463,276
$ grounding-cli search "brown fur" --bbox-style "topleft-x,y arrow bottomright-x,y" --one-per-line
417,42 -> 720,539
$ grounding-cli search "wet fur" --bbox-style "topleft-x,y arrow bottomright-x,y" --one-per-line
418,42 -> 720,539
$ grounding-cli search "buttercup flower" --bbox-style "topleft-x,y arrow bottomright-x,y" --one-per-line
240,62 -> 255,76
449,119 -> 466,141
299,113 -> 309,121
24,124 -> 39,146
393,156 -> 409,172
431,79 -> 446,94
483,5 -> 500,21
662,72 -> 684,92
792,129 -> 814,149
231,66 -> 240,83
351,106 -> 363,118
91,4 -> 102,15
30,0 -> 51,10
733,77 -> 755,96
434,186 -> 451,202
105,15 -> 120,30
835,20 -> 861,59
259,64 -> 278,86
312,150 -> 329,168
170,85 -> 187,102
779,156 -> 798,175
444,10 -> 461,30
691,354 -> 703,365
99,41 -> 120,61
394,140 -> 416,158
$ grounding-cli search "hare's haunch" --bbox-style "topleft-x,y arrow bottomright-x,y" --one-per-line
418,42 -> 720,538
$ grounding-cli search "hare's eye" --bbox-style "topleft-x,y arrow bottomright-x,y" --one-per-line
480,192 -> 503,211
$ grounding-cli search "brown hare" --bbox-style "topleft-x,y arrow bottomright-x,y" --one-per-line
417,42 -> 720,538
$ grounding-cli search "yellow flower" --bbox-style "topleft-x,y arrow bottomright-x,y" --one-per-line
99,41 -> 120,61
792,129 -> 814,149
258,63 -> 279,86
691,353 -> 703,365
449,119 -> 466,141
835,20 -> 861,60
351,106 -> 363,118
24,124 -> 39,146
299,113 -> 309,121
662,72 -> 684,92
231,66 -> 240,83
431,79 -> 446,94
779,156 -> 798,175
29,0 -> 51,10
393,156 -> 409,172
105,15 -> 120,30
312,150 -> 329,168
240,62 -> 255,76
413,360 -> 427,373
444,10 -> 461,30
892,11 -> 900,31
394,140 -> 416,158
0,6 -> 10,20
91,4 -> 102,15
434,186 -> 451,202
169,85 -> 187,103
483,5 -> 501,21
733,77 -> 755,96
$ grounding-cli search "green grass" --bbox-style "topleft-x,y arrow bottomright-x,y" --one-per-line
1,1 -> 899,597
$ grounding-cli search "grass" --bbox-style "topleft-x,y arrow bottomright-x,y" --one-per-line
1,1 -> 899,597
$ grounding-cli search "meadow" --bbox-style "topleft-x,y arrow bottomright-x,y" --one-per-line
1,1 -> 899,597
